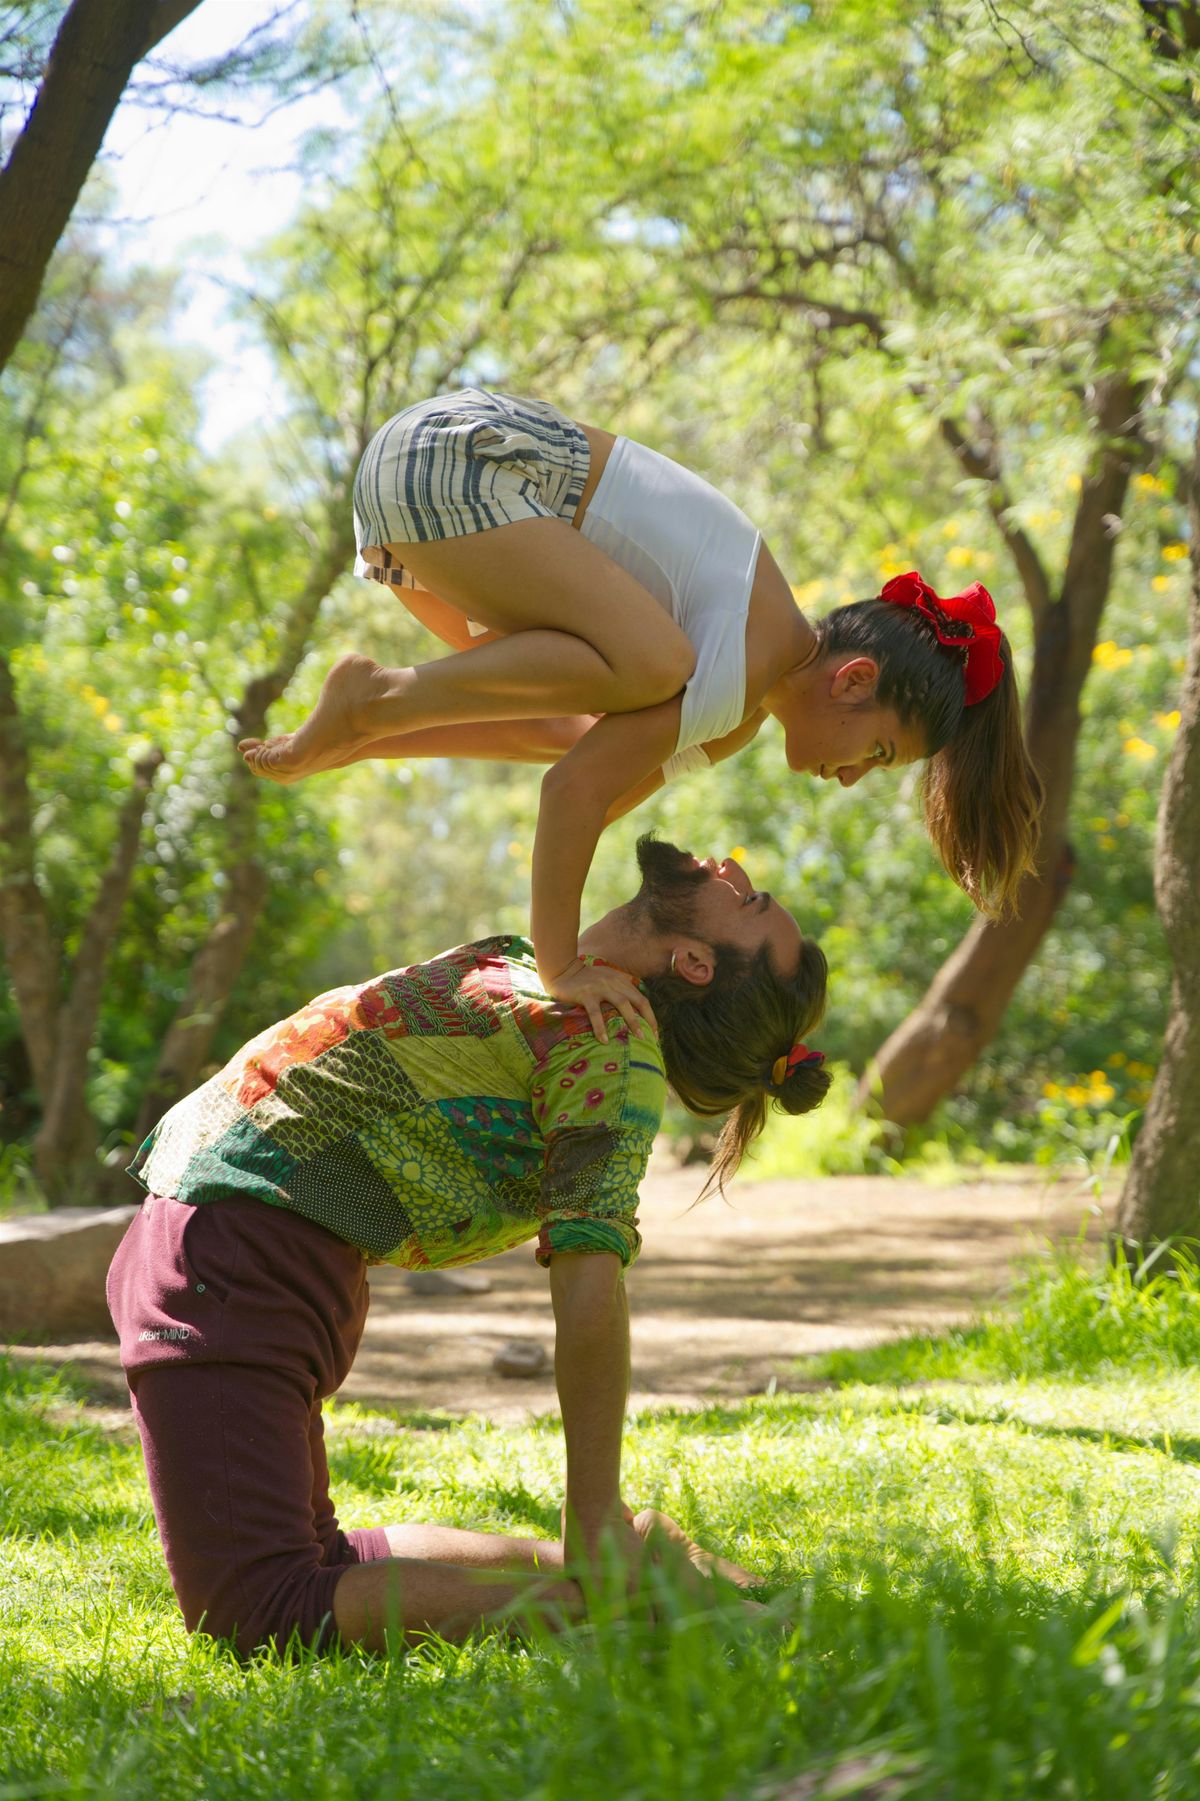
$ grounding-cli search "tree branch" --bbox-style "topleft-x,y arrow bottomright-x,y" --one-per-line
708,280 -> 887,343
939,414 -> 1054,630
0,0 -> 203,373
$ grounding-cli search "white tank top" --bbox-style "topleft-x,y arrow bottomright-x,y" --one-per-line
579,436 -> 761,755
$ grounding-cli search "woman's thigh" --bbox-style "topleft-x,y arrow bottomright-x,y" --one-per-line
385,517 -> 695,696
394,581 -> 500,652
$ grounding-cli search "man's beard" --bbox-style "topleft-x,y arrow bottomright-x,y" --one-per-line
634,835 -> 709,936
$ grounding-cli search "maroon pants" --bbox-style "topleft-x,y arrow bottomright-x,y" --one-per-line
106,1193 -> 391,1654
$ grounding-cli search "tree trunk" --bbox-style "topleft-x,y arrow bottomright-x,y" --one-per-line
865,374 -> 1146,1124
126,531 -> 354,1155
1116,418 -> 1200,1245
0,651 -> 62,1097
32,750 -> 163,1203
0,0 -> 202,375
126,762 -> 268,1151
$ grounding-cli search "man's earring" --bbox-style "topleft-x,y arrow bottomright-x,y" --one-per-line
669,950 -> 678,976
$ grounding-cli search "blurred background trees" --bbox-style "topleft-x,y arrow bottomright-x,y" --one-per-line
1117,412 -> 1200,1245
0,0 -> 1195,1217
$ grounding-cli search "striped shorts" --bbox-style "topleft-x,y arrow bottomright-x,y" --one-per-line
353,388 -> 590,593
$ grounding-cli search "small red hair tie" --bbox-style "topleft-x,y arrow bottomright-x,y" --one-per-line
769,1042 -> 825,1088
879,570 -> 1005,706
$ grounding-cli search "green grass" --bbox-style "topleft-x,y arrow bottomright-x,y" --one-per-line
5,1251 -> 1200,1798
798,1236 -> 1200,1386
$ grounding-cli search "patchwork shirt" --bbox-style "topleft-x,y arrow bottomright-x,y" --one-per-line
128,936 -> 664,1270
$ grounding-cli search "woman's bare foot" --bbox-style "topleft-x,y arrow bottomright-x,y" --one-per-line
239,654 -> 401,783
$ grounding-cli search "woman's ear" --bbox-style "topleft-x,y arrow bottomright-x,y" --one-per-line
829,656 -> 880,701
669,942 -> 715,987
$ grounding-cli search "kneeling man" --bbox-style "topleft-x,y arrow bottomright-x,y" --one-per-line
107,838 -> 830,1654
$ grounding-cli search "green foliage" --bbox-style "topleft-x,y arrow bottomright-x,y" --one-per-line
803,1236 -> 1200,1385
1,1 -> 1196,1190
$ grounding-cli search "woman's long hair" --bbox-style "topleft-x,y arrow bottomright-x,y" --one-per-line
642,934 -> 832,1200
817,600 -> 1044,918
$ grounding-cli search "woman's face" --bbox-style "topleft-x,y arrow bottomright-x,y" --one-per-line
776,656 -> 927,787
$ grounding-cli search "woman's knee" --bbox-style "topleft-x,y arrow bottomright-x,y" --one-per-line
614,632 -> 696,708
534,714 -> 595,758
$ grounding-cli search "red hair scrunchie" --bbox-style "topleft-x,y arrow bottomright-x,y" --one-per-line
879,570 -> 1005,706
769,1042 -> 825,1089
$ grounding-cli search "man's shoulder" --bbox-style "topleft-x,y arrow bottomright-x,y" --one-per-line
532,1013 -> 666,1136
360,935 -> 535,1002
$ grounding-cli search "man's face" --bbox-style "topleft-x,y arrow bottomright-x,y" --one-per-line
634,837 -> 804,976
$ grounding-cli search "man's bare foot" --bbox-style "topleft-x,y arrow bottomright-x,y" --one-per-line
239,654 -> 400,783
631,1508 -> 760,1589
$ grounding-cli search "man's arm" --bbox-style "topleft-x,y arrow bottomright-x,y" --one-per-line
549,1251 -> 637,1564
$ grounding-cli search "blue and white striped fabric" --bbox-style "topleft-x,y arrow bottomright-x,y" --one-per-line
353,388 -> 590,589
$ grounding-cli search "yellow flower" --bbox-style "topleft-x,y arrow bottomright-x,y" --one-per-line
507,841 -> 524,859
1135,472 -> 1166,494
1115,812 -> 1130,827
1067,473 -> 1082,492
1099,835 -> 1117,851
940,520 -> 960,538
1093,641 -> 1133,671
1089,1083 -> 1116,1105
1107,1052 -> 1127,1068
791,579 -> 825,606
102,712 -> 123,733
1064,1085 -> 1089,1106
1162,542 -> 1190,562
1090,816 -> 1109,831
1152,576 -> 1172,593
1128,1061 -> 1156,1081
1155,710 -> 1181,732
1123,736 -> 1157,762
1042,1082 -> 1061,1100
730,846 -> 747,862
878,559 -> 908,581
945,545 -> 976,569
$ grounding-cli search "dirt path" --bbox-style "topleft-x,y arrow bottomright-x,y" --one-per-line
19,1157 -> 1111,1424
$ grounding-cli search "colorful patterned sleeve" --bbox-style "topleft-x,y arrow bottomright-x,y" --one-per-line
530,1026 -> 666,1269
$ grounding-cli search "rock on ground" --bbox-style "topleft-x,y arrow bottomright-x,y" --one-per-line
0,1205 -> 137,1341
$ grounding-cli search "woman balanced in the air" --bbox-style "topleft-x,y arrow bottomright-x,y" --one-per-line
240,388 -> 1043,1035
